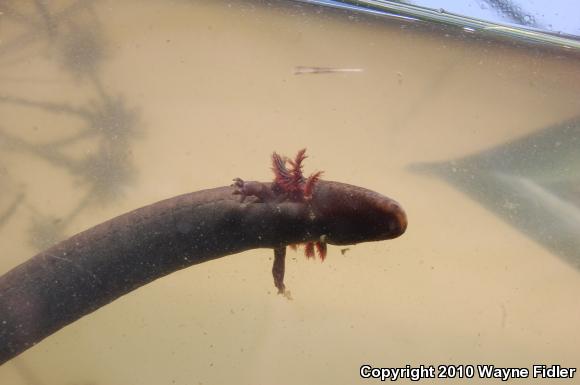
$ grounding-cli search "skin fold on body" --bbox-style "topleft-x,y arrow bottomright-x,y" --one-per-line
0,149 -> 407,365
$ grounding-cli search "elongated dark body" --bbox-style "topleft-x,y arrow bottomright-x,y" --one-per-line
0,181 -> 406,364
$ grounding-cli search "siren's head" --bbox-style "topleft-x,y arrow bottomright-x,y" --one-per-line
310,181 -> 407,246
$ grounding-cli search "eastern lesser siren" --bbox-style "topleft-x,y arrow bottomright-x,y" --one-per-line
0,150 -> 406,364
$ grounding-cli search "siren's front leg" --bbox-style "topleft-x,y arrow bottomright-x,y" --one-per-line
231,178 -> 275,203
272,246 -> 290,298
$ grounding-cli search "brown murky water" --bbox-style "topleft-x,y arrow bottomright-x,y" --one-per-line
1,1 -> 579,384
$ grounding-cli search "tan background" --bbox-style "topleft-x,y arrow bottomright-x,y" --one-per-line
1,0 -> 579,384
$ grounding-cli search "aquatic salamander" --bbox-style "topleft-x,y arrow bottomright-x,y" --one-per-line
232,149 -> 406,296
0,149 -> 406,364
